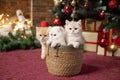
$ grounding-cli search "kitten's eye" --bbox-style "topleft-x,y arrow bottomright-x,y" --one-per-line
75,28 -> 77,30
54,34 -> 56,36
39,34 -> 42,36
69,28 -> 72,30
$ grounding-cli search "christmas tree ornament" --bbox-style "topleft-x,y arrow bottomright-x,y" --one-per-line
84,3 -> 88,9
108,0 -> 118,9
107,43 -> 118,52
99,11 -> 105,18
107,29 -> 118,52
53,17 -> 61,25
98,37 -> 109,48
84,0 -> 88,9
98,32 -> 109,48
64,5 -> 71,13
71,0 -> 76,7
53,0 -> 63,6
40,20 -> 48,27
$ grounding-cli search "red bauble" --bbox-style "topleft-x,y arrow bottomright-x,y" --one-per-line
98,37 -> 109,48
40,20 -> 48,27
84,3 -> 88,9
64,5 -> 71,13
53,17 -> 61,25
99,11 -> 105,18
108,0 -> 118,9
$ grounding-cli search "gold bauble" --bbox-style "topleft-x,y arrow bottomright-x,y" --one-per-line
71,0 -> 76,6
107,43 -> 118,52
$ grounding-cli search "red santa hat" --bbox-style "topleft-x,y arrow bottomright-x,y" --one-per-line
40,20 -> 48,27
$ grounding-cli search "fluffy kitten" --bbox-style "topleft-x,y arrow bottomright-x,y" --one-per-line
64,20 -> 85,48
47,26 -> 66,48
36,27 -> 48,59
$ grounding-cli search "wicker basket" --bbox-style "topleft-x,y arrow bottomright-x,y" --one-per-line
46,45 -> 84,76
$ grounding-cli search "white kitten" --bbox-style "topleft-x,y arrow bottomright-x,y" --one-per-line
64,20 -> 85,48
47,26 -> 66,48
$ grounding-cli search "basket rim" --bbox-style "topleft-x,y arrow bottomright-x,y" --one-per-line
48,45 -> 84,52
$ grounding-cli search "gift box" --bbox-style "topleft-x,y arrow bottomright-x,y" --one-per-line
83,32 -> 98,52
83,19 -> 102,32
97,45 -> 120,57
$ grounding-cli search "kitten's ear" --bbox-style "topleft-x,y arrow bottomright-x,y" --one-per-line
58,27 -> 64,32
65,20 -> 69,25
77,20 -> 82,25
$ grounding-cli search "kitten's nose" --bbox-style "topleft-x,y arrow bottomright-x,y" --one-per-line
41,37 -> 44,40
72,30 -> 74,33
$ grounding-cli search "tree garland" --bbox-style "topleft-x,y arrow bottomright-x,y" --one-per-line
0,27 -> 41,52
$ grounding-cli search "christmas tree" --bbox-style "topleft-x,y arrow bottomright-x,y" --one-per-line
51,0 -> 120,37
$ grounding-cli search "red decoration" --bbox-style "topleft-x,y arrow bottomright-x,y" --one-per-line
53,17 -> 61,25
84,3 -> 88,9
64,5 -> 71,13
114,35 -> 120,47
98,37 -> 109,48
40,20 -> 48,27
99,11 -> 105,18
98,31 -> 109,48
108,0 -> 118,9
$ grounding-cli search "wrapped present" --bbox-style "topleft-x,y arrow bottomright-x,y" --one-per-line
83,32 -> 98,52
82,17 -> 108,32
97,45 -> 120,57
84,19 -> 102,32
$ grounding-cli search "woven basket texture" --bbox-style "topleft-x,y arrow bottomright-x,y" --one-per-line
46,45 -> 84,76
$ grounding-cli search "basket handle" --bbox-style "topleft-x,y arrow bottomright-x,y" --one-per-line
54,43 -> 61,57
47,44 -> 61,57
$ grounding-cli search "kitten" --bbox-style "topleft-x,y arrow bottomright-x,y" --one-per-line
64,20 -> 85,48
36,27 -> 48,59
47,26 -> 66,48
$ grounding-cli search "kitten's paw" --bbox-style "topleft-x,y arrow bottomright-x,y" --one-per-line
51,43 -> 56,48
73,42 -> 80,48
41,55 -> 45,59
67,43 -> 72,46
57,43 -> 61,47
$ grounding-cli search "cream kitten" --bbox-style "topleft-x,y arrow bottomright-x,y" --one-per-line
47,26 -> 66,48
36,27 -> 48,59
64,20 -> 85,48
